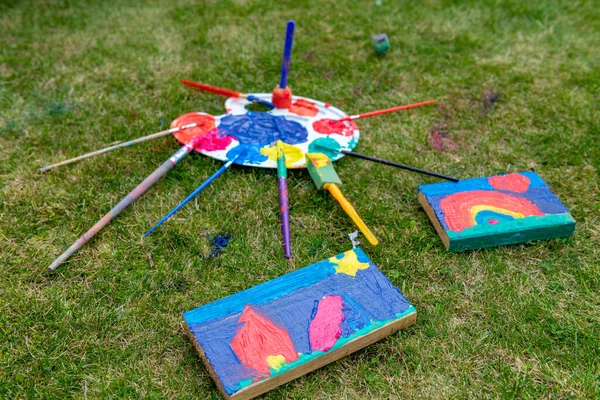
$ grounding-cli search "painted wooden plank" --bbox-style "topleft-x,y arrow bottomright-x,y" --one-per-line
418,172 -> 576,251
183,248 -> 416,400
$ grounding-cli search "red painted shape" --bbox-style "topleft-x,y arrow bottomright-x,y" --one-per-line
230,305 -> 298,374
309,296 -> 344,352
312,118 -> 358,137
440,190 -> 545,232
171,113 -> 216,145
289,99 -> 318,117
488,173 -> 531,193
272,86 -> 292,109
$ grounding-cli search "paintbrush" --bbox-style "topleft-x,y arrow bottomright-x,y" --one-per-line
305,153 -> 378,246
144,152 -> 242,236
312,141 -> 459,182
337,100 -> 437,121
276,140 -> 292,259
39,123 -> 200,173
47,131 -> 211,271
182,80 -> 275,109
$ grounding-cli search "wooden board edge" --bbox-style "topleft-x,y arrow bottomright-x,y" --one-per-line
418,191 -> 450,250
183,320 -> 233,400
229,311 -> 418,400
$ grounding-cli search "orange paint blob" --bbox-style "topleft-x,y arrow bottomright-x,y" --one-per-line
289,99 -> 318,117
171,113 -> 216,144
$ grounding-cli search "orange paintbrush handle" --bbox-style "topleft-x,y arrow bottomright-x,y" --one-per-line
324,183 -> 379,246
182,80 -> 242,98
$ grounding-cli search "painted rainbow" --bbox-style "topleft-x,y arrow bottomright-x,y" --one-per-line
418,172 -> 576,251
183,248 -> 416,400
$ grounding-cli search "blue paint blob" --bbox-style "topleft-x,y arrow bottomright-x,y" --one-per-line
218,112 -> 308,146
209,233 -> 232,258
474,210 -> 515,225
226,144 -> 268,165
308,137 -> 341,159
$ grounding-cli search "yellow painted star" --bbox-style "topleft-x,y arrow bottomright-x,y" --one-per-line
329,250 -> 369,276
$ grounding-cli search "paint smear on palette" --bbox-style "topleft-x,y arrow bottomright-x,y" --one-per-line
226,144 -> 268,165
218,112 -> 308,145
313,118 -> 357,137
171,112 -> 216,144
308,137 -> 341,159
289,99 -> 318,117
230,305 -> 298,374
309,296 -> 344,352
260,142 -> 303,167
191,128 -> 235,152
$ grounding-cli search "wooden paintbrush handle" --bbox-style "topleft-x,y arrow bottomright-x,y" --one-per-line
324,184 -> 379,246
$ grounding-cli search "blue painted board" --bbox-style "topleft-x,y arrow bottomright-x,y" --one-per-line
418,172 -> 575,251
183,248 -> 416,399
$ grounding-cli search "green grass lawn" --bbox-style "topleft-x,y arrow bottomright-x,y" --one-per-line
1,0 -> 599,398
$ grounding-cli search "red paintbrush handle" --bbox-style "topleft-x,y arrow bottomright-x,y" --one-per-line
182,80 -> 241,98
346,100 -> 437,120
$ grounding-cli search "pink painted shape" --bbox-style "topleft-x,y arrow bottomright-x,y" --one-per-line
309,295 -> 344,352
488,173 -> 531,193
488,219 -> 500,224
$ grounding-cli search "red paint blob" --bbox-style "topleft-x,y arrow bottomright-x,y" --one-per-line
289,99 -> 318,117
440,190 -> 545,232
230,306 -> 298,374
488,173 -> 531,193
171,113 -> 216,145
312,119 -> 357,137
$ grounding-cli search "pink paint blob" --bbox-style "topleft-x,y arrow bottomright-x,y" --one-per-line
488,219 -> 500,224
289,99 -> 318,117
309,295 -> 344,352
312,119 -> 357,137
488,173 -> 531,193
230,306 -> 298,374
191,128 -> 235,152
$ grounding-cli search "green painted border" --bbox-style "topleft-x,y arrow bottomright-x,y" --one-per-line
446,214 -> 576,251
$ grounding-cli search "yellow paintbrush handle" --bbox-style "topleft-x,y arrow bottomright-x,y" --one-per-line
324,183 -> 379,246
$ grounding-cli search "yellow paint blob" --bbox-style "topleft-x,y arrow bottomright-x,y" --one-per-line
266,354 -> 287,371
470,205 -> 524,224
329,250 -> 369,277
261,143 -> 303,167
306,152 -> 331,168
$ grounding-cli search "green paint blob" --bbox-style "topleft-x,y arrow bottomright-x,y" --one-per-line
308,137 -> 341,159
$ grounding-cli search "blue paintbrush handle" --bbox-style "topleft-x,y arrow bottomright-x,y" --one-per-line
279,20 -> 295,89
144,157 -> 238,236
246,95 -> 275,109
